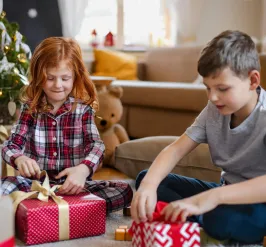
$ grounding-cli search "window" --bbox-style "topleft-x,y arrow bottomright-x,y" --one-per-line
75,0 -> 174,49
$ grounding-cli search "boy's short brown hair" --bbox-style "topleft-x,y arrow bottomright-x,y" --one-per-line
198,30 -> 260,78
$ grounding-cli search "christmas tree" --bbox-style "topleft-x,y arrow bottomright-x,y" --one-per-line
0,11 -> 31,123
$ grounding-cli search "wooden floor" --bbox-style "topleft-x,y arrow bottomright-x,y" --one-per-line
92,167 -> 130,180
2,164 -> 130,181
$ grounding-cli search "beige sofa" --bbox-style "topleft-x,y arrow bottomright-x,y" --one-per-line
112,46 -> 205,138
112,47 -> 266,139
112,47 -> 266,183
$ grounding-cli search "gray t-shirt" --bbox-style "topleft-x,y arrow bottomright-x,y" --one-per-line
186,87 -> 266,184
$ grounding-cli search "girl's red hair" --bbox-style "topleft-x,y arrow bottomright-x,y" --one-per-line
21,37 -> 97,113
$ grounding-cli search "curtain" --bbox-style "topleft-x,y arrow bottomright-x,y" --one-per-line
166,0 -> 205,45
57,0 -> 89,38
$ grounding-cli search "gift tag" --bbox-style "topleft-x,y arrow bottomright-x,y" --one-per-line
8,100 -> 16,116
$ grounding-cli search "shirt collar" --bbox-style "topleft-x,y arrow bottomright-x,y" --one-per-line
42,96 -> 76,116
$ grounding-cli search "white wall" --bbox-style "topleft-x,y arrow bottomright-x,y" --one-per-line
197,0 -> 263,44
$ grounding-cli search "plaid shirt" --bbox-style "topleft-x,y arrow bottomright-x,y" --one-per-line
2,97 -> 105,178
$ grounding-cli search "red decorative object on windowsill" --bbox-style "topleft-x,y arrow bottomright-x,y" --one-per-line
104,31 -> 114,47
90,29 -> 99,48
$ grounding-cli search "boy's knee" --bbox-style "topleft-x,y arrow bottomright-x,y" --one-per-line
202,205 -> 265,243
202,207 -> 231,241
135,170 -> 148,190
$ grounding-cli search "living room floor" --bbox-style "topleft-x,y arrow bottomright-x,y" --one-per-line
14,167 -> 263,247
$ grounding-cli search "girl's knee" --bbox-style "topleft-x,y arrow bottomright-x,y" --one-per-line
135,170 -> 148,190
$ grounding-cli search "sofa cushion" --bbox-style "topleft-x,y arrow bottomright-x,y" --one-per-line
114,136 -> 221,183
144,46 -> 203,82
92,49 -> 138,80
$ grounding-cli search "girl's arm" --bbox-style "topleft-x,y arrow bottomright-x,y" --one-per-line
2,104 -> 32,167
80,106 -> 105,177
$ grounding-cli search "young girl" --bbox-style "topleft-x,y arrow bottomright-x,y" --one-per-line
1,37 -> 132,213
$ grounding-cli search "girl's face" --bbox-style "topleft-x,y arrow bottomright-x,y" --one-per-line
43,60 -> 74,107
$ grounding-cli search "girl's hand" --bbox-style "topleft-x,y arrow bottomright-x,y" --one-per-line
55,164 -> 91,195
161,189 -> 220,223
15,155 -> 41,179
131,183 -> 157,224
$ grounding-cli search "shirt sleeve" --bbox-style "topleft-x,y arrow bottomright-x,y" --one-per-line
2,104 -> 33,167
185,103 -> 210,144
81,105 -> 105,176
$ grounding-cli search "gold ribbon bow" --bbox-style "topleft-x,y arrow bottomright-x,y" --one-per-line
9,171 -> 70,240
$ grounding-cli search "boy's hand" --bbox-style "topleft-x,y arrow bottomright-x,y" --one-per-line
15,155 -> 41,179
161,189 -> 219,223
131,183 -> 157,224
55,164 -> 91,195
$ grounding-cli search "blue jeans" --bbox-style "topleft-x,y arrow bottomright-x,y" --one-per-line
136,170 -> 266,244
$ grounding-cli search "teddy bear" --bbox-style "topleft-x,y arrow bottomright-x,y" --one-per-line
95,85 -> 129,167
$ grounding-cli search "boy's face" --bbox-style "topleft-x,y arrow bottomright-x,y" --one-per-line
203,67 -> 256,116
43,60 -> 74,107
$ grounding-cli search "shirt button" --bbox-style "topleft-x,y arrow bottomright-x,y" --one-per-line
52,137 -> 56,141
52,121 -> 56,126
53,152 -> 57,156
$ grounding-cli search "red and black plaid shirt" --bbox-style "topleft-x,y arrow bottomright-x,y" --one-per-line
2,97 -> 105,178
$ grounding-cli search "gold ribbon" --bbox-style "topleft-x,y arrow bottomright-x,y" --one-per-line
9,171 -> 70,240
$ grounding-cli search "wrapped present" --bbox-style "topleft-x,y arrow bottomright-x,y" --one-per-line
9,171 -> 106,245
129,201 -> 200,247
0,196 -> 15,247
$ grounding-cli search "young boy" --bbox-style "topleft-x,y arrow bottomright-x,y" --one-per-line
131,30 -> 266,244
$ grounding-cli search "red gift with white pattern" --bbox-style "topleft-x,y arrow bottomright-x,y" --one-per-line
15,193 -> 106,245
129,201 -> 200,247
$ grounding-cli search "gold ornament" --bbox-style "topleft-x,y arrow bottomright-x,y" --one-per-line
0,89 -> 3,96
0,11 -> 6,19
17,53 -> 27,63
4,45 -> 10,53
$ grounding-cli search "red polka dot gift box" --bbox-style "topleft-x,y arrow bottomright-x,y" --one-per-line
129,201 -> 200,247
9,172 -> 106,245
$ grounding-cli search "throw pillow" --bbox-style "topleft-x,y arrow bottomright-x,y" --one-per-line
92,49 -> 138,80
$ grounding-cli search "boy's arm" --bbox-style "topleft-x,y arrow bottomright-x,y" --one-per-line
216,174 -> 266,204
140,134 -> 199,189
80,106 -> 105,177
2,104 -> 32,167
161,173 -> 266,221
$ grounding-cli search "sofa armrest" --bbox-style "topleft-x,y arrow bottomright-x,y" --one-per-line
112,80 -> 208,112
